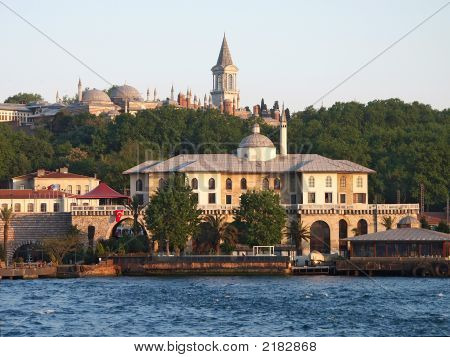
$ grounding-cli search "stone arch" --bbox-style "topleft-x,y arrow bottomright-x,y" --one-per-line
357,219 -> 368,235
310,220 -> 331,254
9,239 -> 38,261
12,241 -> 47,262
105,216 -> 149,239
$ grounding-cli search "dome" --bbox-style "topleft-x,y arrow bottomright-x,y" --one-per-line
239,123 -> 274,148
109,85 -> 143,101
82,89 -> 111,103
398,216 -> 419,226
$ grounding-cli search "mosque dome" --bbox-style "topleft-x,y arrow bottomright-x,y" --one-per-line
109,85 -> 143,101
239,123 -> 274,148
82,89 -> 111,103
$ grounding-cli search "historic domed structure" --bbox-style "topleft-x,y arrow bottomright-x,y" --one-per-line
237,123 -> 276,161
81,89 -> 112,103
109,85 -> 143,101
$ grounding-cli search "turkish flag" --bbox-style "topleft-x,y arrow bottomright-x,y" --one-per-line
114,210 -> 124,222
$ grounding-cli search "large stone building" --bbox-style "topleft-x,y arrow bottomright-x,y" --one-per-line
124,110 -> 419,256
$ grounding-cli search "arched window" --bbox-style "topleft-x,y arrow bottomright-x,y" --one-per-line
14,203 -> 21,212
340,176 -> 346,188
136,179 -> 143,192
208,178 -> 215,190
191,178 -> 198,190
357,219 -> 368,235
218,75 -> 223,89
357,176 -> 363,188
40,203 -> 47,213
326,176 -> 332,187
274,178 -> 281,190
308,176 -> 315,188
262,178 -> 269,190
158,178 -> 165,190
226,178 -> 232,190
228,74 -> 233,90
27,203 -> 34,213
240,178 -> 247,190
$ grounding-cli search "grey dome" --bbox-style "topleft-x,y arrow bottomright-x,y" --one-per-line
239,123 -> 274,148
109,85 -> 143,101
398,216 -> 419,225
82,89 -> 111,103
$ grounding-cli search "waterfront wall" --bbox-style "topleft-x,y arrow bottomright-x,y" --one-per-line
112,255 -> 290,275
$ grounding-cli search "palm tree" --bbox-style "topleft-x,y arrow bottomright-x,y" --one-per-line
0,206 -> 14,267
289,220 -> 310,256
381,216 -> 396,230
125,195 -> 146,237
204,214 -> 237,255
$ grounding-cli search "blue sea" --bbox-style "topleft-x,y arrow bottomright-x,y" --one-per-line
0,276 -> 448,336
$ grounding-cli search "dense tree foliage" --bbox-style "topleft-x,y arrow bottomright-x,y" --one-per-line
145,174 -> 201,255
0,100 -> 448,209
235,190 -> 287,246
4,92 -> 43,104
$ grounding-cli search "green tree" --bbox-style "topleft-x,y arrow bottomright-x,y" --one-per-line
235,190 -> 286,247
5,92 -> 43,104
381,216 -> 396,230
420,216 -> 431,230
435,221 -> 450,233
289,220 -> 310,255
43,226 -> 83,265
202,214 -> 238,255
0,206 -> 14,267
145,174 -> 201,255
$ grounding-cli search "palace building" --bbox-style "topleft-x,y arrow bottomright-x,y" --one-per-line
124,109 -> 420,256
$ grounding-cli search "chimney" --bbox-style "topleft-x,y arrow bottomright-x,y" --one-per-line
37,169 -> 46,177
59,167 -> 69,174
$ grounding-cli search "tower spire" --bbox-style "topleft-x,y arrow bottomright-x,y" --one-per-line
77,78 -> 82,102
171,84 -> 174,101
216,33 -> 234,67
280,102 -> 287,156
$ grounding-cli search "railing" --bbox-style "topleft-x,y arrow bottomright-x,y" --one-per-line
71,205 -> 131,216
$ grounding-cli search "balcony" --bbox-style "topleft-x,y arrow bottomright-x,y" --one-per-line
71,205 -> 131,216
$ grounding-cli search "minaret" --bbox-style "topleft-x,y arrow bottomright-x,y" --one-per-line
280,103 -> 287,156
146,88 -> 150,101
204,94 -> 207,109
77,78 -> 82,102
153,88 -> 157,101
170,85 -> 174,101
186,88 -> 191,108
210,34 -> 239,108
56,90 -> 60,103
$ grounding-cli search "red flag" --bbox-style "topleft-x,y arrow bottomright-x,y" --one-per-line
114,209 -> 124,222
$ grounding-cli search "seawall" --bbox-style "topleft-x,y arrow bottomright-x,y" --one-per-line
112,255 -> 291,276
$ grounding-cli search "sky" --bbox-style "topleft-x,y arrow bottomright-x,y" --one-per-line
1,0 -> 449,111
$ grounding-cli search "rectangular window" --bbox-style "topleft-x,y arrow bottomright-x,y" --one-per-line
76,185 -> 81,195
353,193 -> 367,203
84,185 -> 90,194
308,192 -> 315,204
208,193 -> 216,204
325,192 -> 333,203
40,203 -> 47,212
19,184 -> 25,190
53,203 -> 60,212
226,195 -> 232,205
67,185 -> 72,194
290,194 -> 297,204
340,193 -> 346,204
27,203 -> 34,212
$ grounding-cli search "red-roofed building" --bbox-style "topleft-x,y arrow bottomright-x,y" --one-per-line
10,167 -> 100,194
78,182 -> 128,204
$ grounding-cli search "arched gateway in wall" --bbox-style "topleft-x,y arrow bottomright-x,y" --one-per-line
310,221 -> 331,254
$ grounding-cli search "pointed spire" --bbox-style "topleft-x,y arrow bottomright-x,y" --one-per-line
146,88 -> 150,101
56,90 -> 60,103
216,33 -> 233,67
281,102 -> 287,122
153,88 -> 157,101
171,84 -> 174,100
77,78 -> 82,102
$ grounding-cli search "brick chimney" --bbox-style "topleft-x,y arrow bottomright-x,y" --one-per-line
37,169 -> 46,177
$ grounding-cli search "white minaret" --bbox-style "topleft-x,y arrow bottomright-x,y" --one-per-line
146,88 -> 150,101
171,85 -> 174,101
77,78 -> 82,102
280,103 -> 287,156
56,90 -> 60,103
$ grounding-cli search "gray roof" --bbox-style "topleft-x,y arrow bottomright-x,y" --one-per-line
123,153 -> 375,174
109,85 -> 143,101
0,103 -> 31,112
216,35 -> 233,67
343,228 -> 450,242
122,160 -> 160,174
82,89 -> 111,103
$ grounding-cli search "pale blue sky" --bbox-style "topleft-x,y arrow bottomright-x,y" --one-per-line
1,0 -> 449,110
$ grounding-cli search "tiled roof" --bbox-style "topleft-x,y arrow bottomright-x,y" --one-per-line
343,228 -> 450,242
78,182 -> 128,199
0,189 -> 74,199
127,153 -> 375,174
0,103 -> 32,112
12,171 -> 95,180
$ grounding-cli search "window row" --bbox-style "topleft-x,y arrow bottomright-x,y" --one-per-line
308,175 -> 364,188
191,177 -> 281,191
0,202 -> 60,212
66,185 -> 90,194
306,192 -> 366,204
